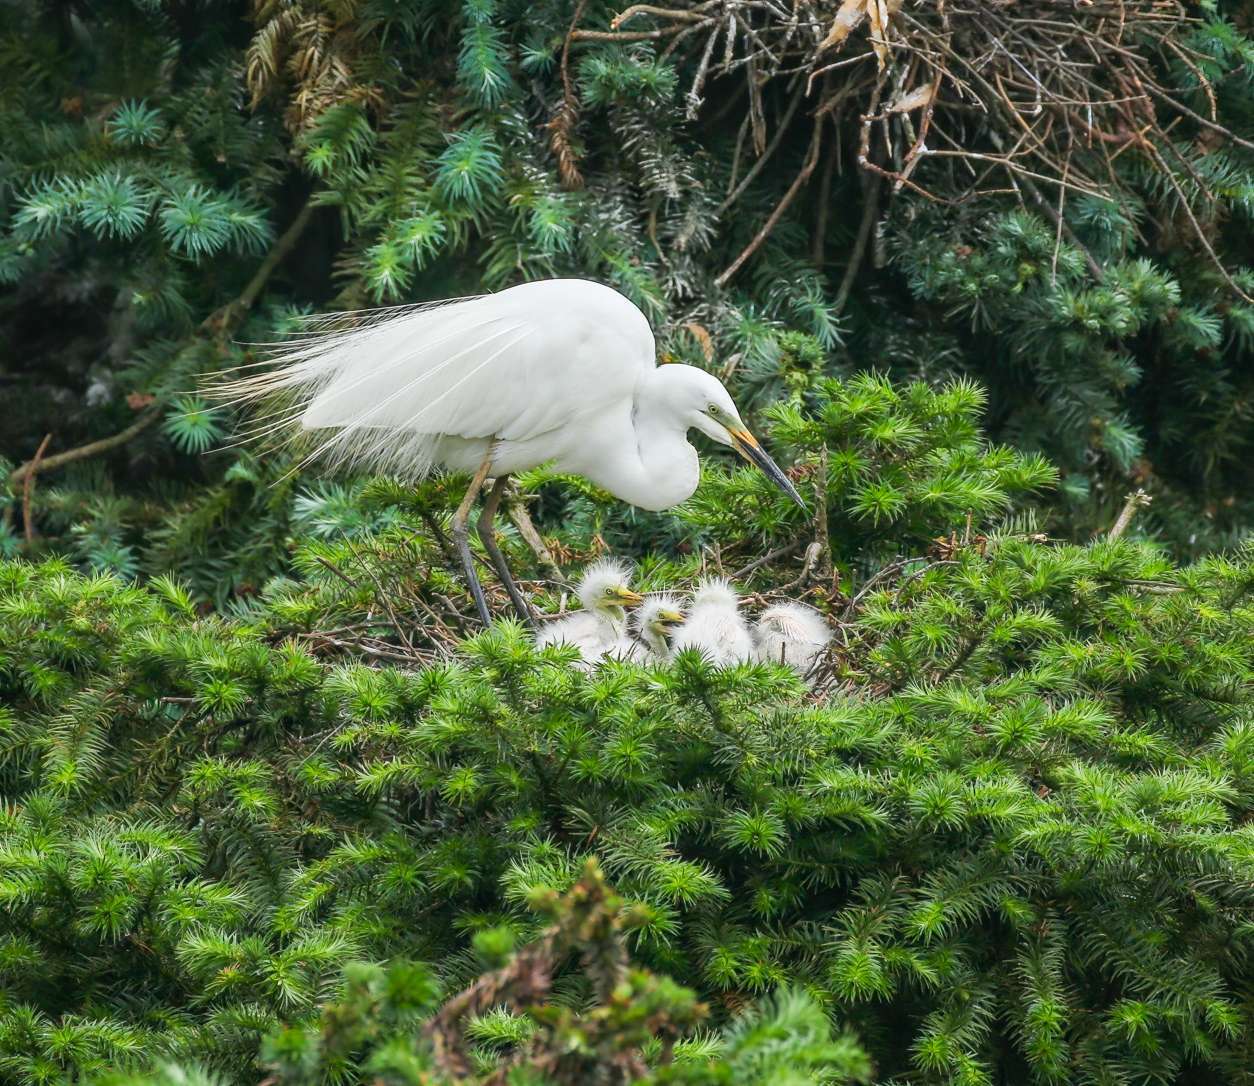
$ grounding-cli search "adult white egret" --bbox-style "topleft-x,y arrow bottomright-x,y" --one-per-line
671,577 -> 754,665
752,601 -> 831,677
535,559 -> 643,666
624,594 -> 687,663
214,278 -> 804,626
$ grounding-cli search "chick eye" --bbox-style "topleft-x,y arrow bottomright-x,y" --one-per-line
707,403 -> 720,416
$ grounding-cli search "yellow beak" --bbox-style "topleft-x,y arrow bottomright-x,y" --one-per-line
726,427 -> 807,510
656,609 -> 684,626
610,587 -> 644,606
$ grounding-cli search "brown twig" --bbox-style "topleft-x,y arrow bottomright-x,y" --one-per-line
571,22 -> 705,43
236,197 -> 316,314
716,110 -> 824,287
835,173 -> 881,314
813,445 -> 832,580
812,137 -> 838,266
550,0 -> 589,189
506,492 -> 567,585
1107,488 -> 1152,540
729,540 -> 803,581
8,409 -> 161,489
718,80 -> 806,214
21,433 -> 52,544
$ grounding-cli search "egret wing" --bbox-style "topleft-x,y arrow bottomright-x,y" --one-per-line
212,279 -> 656,478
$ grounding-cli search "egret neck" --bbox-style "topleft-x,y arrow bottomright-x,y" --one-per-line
582,366 -> 701,512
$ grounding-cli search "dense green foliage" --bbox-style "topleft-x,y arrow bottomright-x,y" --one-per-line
2,0 -> 1252,583
2,513 -> 1252,1081
3,2 -> 1253,1083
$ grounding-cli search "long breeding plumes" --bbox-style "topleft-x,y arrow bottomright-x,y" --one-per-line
205,292 -> 541,478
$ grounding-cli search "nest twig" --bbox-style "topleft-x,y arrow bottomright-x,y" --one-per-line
579,0 -> 1251,298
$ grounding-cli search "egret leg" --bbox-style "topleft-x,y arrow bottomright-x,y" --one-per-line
452,453 -> 495,627
478,476 -> 535,629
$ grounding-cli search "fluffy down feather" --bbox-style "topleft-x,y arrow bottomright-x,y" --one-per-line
620,593 -> 687,662
671,577 -> 753,665
535,558 -> 638,667
752,601 -> 831,676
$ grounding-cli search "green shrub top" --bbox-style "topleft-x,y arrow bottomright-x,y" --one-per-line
1,527 -> 1251,1083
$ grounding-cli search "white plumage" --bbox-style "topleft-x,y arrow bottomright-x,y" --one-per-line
212,278 -> 804,627
671,577 -> 754,665
535,559 -> 642,667
621,594 -> 687,663
752,601 -> 831,676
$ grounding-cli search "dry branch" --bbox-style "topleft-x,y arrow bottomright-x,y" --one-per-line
7,197 -> 318,489
592,0 -> 1249,292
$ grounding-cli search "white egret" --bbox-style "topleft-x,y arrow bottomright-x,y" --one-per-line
752,601 -> 831,676
671,577 -> 754,665
622,594 -> 687,663
535,559 -> 643,666
214,279 -> 804,626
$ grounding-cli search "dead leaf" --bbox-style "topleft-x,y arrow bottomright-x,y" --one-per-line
819,0 -> 869,53
126,392 -> 156,410
821,0 -> 900,67
888,84 -> 935,114
867,0 -> 891,69
683,321 -> 715,363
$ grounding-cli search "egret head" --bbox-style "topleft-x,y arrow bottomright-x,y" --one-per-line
692,576 -> 741,612
578,558 -> 644,615
662,365 -> 806,510
635,594 -> 686,646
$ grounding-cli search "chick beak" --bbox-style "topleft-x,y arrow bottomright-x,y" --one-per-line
611,587 -> 645,606
728,427 -> 807,511
657,610 -> 684,627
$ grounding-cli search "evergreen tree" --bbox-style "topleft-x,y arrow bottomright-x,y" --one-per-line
2,390 -> 1251,1080
2,0 -> 1251,585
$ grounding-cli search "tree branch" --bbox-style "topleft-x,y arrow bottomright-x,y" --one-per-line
1107,489 -> 1151,540
716,111 -> 824,287
6,196 -> 318,489
835,174 -> 881,314
8,410 -> 161,489
21,433 -> 52,543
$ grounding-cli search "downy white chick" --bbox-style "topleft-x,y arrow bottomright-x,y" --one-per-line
620,594 -> 687,663
752,601 -> 831,677
536,558 -> 643,666
671,577 -> 754,665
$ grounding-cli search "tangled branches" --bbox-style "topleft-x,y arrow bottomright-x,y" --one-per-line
579,0 -> 1252,296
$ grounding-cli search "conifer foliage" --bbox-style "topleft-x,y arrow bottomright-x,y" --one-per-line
2,2 -> 1254,1083
2,505 -> 1251,1081
2,0 -> 1252,566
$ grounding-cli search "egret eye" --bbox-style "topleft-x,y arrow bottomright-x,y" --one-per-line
708,403 -> 720,416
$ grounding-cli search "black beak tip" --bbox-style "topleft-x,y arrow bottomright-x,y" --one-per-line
736,434 -> 808,513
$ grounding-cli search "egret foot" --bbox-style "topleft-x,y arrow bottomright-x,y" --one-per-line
452,453 -> 494,627
478,475 -> 536,629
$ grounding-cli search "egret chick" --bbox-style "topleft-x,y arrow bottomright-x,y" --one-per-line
622,594 -> 687,663
535,559 -> 643,666
672,578 -> 753,665
213,279 -> 804,628
753,602 -> 831,677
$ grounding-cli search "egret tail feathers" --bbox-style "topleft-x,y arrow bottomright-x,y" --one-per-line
204,293 -> 544,479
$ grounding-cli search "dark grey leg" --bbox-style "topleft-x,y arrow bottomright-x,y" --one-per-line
478,475 -> 535,628
452,453 -> 495,626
